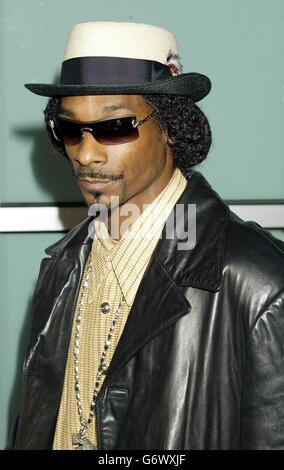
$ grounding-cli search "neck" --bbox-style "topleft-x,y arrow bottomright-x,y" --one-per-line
108,159 -> 175,240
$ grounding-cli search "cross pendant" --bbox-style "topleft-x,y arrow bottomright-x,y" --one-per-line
72,433 -> 97,450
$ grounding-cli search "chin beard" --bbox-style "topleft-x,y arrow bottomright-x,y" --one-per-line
88,190 -> 122,215
88,191 -> 112,211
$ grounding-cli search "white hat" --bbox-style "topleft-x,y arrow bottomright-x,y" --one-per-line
25,21 -> 211,102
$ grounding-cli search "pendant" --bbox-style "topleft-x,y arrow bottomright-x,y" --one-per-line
72,433 -> 97,450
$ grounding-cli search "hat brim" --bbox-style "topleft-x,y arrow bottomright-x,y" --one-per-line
24,73 -> 211,102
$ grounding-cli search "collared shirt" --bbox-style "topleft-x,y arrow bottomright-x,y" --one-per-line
52,167 -> 188,449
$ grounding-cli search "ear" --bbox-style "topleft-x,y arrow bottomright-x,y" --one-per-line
167,137 -> 174,145
157,120 -> 174,145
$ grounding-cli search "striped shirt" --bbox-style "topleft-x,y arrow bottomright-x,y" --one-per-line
52,166 -> 188,449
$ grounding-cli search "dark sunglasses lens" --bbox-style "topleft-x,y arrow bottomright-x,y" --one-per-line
58,120 -> 82,146
57,117 -> 139,146
95,118 -> 139,144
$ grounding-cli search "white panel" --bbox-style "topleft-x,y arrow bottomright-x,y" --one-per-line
0,207 -> 88,232
0,205 -> 284,232
231,205 -> 284,229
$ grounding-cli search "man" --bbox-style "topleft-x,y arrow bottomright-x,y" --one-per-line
8,21 -> 284,450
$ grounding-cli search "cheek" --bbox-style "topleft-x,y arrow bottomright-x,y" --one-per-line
66,150 -> 77,167
117,149 -> 162,198
110,128 -> 162,168
107,141 -> 146,175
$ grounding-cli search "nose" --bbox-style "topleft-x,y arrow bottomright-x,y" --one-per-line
75,131 -> 108,166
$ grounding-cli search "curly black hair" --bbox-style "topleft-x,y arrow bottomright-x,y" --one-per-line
43,94 -> 212,171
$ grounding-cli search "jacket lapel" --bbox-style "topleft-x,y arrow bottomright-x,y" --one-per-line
99,169 -> 230,383
105,251 -> 192,379
17,220 -> 93,449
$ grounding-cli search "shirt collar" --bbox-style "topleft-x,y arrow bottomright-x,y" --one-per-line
90,167 -> 188,306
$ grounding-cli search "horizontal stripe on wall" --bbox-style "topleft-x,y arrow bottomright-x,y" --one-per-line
0,204 -> 284,232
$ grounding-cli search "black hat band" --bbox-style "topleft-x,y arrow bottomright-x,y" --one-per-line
60,56 -> 172,86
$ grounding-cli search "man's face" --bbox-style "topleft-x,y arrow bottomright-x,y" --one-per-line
58,94 -> 174,210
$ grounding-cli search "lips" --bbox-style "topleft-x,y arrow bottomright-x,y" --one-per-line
78,178 -> 112,184
78,178 -> 113,190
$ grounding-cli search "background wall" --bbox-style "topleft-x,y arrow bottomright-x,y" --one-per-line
1,0 -> 283,448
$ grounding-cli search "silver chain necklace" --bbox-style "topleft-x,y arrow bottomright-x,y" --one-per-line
72,257 -> 126,450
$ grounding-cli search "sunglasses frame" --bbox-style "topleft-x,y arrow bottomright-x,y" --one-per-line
48,109 -> 159,145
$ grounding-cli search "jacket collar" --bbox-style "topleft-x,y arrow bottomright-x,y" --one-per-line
45,169 -> 230,292
156,169 -> 230,291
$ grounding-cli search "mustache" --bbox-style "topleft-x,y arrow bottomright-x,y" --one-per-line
71,168 -> 123,181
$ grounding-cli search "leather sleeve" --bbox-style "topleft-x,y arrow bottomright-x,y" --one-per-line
4,414 -> 19,450
240,292 -> 284,449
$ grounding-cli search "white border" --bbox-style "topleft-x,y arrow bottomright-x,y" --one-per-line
0,205 -> 284,232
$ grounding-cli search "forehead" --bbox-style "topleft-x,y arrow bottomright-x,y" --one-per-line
59,94 -> 149,118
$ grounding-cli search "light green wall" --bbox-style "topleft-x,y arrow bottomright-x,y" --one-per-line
1,0 -> 284,202
269,229 -> 284,242
1,0 -> 284,448
0,232 -> 63,448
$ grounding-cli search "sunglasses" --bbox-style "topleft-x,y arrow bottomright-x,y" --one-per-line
48,109 -> 159,146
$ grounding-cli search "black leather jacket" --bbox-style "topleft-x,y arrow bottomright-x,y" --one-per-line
7,170 -> 284,450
